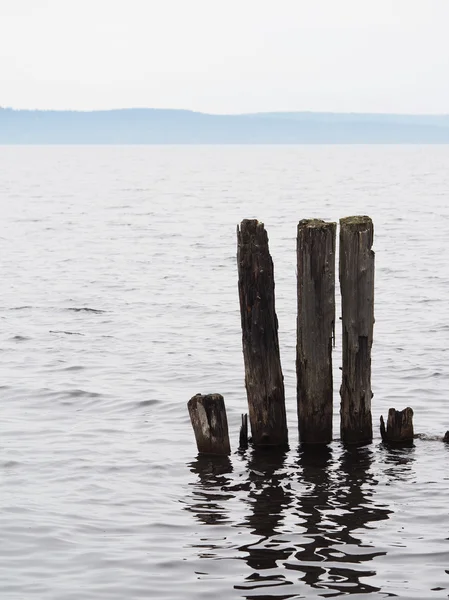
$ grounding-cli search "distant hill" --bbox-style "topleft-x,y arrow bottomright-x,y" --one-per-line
1,108 -> 449,143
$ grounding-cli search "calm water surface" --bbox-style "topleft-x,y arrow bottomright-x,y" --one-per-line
0,145 -> 448,599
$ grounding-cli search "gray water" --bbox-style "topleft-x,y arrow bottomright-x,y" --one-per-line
0,145 -> 448,599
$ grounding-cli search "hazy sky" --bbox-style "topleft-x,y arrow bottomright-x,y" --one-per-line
1,0 -> 449,113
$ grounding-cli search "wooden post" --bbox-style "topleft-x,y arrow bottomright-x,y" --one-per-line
239,413 -> 248,450
237,219 -> 288,447
297,219 -> 336,444
380,407 -> 414,444
339,216 -> 374,445
188,393 -> 231,455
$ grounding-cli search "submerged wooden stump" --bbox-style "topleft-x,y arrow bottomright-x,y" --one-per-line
339,216 -> 375,445
188,393 -> 231,455
380,407 -> 414,444
239,413 -> 248,450
297,219 -> 336,444
237,219 -> 288,447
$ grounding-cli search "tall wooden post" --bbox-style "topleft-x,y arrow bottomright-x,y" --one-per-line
237,219 -> 288,447
188,393 -> 231,455
339,216 -> 374,444
297,219 -> 336,444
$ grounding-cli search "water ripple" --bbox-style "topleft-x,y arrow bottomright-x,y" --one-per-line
0,145 -> 449,599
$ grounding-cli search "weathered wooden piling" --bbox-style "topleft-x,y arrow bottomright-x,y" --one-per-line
237,219 -> 288,447
188,393 -> 231,455
239,413 -> 248,450
297,219 -> 336,444
380,407 -> 414,444
339,216 -> 375,445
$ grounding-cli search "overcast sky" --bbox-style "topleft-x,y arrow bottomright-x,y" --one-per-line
1,0 -> 449,114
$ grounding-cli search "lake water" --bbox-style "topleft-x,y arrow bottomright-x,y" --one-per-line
0,145 -> 448,599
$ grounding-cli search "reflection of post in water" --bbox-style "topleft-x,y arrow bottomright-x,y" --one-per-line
290,446 -> 393,596
237,448 -> 295,592
186,455 -> 234,526
380,444 -> 416,483
287,446 -> 334,588
332,447 -> 392,573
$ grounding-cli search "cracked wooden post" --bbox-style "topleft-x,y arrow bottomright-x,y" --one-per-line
339,216 -> 374,445
237,219 -> 288,447
297,219 -> 336,444
380,407 -> 414,444
188,393 -> 231,455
